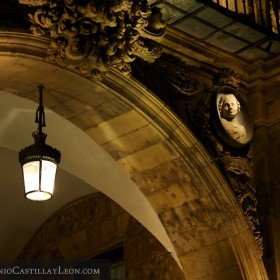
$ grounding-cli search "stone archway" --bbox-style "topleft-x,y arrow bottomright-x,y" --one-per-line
0,33 -> 269,280
19,192 -> 186,280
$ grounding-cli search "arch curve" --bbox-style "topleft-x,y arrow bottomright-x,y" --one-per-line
0,32 -> 268,280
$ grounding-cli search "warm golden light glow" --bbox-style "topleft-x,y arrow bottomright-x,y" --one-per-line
22,160 -> 57,201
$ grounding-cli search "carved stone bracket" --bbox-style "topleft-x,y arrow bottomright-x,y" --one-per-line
18,0 -> 166,81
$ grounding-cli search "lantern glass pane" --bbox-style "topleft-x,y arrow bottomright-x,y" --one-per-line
41,160 -> 57,195
22,161 -> 40,194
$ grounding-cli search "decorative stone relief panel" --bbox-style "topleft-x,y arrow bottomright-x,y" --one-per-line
197,72 -> 262,259
18,0 -> 166,81
132,58 -> 263,258
211,69 -> 253,147
131,53 -> 204,127
207,69 -> 261,257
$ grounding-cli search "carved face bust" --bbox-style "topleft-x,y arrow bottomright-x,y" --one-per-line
219,94 -> 240,121
215,91 -> 253,147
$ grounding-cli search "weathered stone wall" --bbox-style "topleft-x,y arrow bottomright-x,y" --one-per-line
19,193 -> 184,279
125,218 -> 185,280
247,64 -> 280,280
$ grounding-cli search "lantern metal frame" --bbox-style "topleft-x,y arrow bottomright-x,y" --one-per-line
19,85 -> 61,201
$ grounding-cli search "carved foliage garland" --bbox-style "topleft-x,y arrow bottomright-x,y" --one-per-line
18,0 -> 166,81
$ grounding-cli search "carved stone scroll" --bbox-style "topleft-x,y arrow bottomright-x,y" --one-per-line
18,0 -> 166,81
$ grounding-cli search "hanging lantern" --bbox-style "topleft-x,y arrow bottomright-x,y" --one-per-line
19,85 -> 61,201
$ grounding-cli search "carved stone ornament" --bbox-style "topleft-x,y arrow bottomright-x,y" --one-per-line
132,53 -> 202,100
164,68 -> 200,97
214,68 -> 241,88
212,69 -> 253,148
214,86 -> 253,148
18,0 -> 166,81
190,70 -> 262,258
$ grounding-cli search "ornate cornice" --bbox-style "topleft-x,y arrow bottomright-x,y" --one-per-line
18,0 -> 166,81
